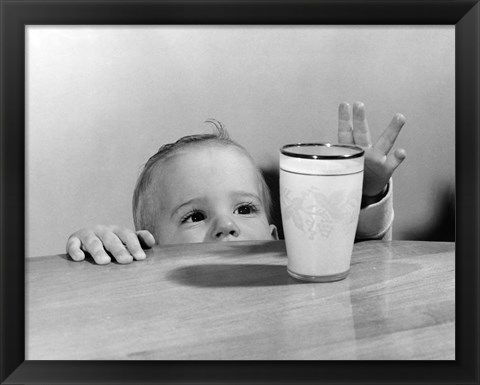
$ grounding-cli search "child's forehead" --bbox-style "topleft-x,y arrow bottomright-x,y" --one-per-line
147,141 -> 257,185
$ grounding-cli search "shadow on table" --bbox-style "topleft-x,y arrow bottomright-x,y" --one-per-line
202,240 -> 286,259
168,263 -> 303,287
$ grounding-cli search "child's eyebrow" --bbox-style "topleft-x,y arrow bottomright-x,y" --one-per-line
229,191 -> 263,203
230,190 -> 260,199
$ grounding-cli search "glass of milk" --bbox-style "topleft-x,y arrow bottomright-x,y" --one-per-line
279,143 -> 364,282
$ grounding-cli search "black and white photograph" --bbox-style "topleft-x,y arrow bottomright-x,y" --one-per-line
1,0 -> 479,384
26,24 -> 455,358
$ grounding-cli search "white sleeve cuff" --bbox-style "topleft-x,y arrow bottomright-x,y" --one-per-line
356,179 -> 394,241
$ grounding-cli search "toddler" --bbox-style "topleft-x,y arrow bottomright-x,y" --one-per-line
67,102 -> 406,264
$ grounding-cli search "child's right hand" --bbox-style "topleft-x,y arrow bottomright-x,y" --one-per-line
66,226 -> 156,264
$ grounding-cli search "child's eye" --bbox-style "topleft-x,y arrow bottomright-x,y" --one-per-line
182,210 -> 206,223
235,203 -> 259,215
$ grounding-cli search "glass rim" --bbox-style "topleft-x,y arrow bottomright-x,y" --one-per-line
280,143 -> 364,160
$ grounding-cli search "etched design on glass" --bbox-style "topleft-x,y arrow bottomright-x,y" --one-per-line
281,186 -> 361,240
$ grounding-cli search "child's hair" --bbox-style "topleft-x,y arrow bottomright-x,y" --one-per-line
132,120 -> 273,234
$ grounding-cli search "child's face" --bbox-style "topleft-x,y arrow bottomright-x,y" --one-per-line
150,143 -> 278,245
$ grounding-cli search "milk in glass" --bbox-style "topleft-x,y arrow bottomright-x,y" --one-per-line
279,144 -> 364,282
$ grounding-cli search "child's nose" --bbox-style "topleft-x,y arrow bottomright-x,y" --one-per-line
211,216 -> 240,241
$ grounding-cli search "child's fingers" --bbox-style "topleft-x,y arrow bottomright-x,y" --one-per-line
115,228 -> 147,261
374,113 -> 406,155
82,234 -> 112,265
338,102 -> 354,144
136,230 -> 156,249
352,102 -> 372,147
98,230 -> 133,264
66,236 -> 85,261
385,148 -> 407,173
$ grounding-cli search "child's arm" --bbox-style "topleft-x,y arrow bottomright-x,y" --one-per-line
337,102 -> 406,240
66,226 -> 155,264
356,179 -> 394,241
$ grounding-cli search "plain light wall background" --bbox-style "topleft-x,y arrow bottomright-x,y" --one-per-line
26,26 -> 455,258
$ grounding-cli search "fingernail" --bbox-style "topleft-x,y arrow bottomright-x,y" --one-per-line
71,253 -> 83,261
353,102 -> 365,118
396,148 -> 407,159
354,101 -> 365,109
98,256 -> 111,265
135,252 -> 146,260
119,254 -> 134,264
395,113 -> 406,123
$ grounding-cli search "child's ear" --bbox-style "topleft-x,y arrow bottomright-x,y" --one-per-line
269,224 -> 279,240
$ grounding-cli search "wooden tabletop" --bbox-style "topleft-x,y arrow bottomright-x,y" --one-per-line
26,240 -> 455,360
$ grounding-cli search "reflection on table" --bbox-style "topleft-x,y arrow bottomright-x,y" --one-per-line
26,240 -> 455,360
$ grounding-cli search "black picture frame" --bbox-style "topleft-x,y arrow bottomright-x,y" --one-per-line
1,0 -> 478,384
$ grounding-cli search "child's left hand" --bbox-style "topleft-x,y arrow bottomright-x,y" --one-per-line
337,101 -> 407,199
